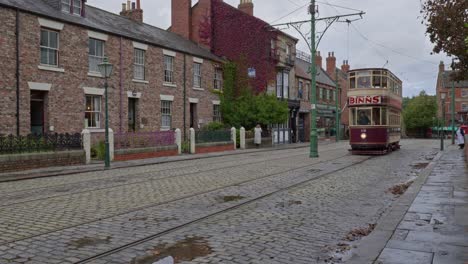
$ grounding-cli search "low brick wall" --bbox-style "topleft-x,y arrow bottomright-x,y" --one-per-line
114,145 -> 178,161
196,141 -> 235,154
246,137 -> 273,149
0,150 -> 85,173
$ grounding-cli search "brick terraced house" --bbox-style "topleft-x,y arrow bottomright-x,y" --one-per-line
436,61 -> 468,125
170,0 -> 300,143
0,0 -> 224,138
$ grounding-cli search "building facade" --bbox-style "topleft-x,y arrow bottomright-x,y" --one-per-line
0,0 -> 223,138
436,62 -> 468,125
170,0 -> 301,142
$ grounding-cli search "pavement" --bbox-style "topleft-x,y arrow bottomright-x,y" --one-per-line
348,144 -> 468,264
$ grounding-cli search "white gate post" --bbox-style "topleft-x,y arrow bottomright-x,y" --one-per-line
240,127 -> 246,149
109,128 -> 114,161
175,128 -> 182,155
190,128 -> 196,154
231,127 -> 237,150
81,129 -> 91,164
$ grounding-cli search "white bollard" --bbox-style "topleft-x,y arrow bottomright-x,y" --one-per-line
240,127 -> 246,150
81,129 -> 91,164
190,128 -> 196,154
231,127 -> 237,150
175,128 -> 182,155
109,128 -> 114,161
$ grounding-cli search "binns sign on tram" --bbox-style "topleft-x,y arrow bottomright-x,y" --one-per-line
349,95 -> 382,105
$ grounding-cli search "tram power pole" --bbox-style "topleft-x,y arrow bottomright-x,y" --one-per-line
270,4 -> 364,158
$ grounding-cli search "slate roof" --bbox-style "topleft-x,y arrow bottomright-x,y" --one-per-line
0,0 -> 222,62
442,71 -> 468,88
295,58 -> 337,87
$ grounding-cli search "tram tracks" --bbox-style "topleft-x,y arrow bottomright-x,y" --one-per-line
75,154 -> 373,264
0,145 -> 318,196
0,147 -> 323,206
0,149 -> 353,247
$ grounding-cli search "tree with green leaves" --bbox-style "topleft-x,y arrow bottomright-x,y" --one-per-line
219,62 -> 289,130
403,91 -> 437,137
421,0 -> 468,80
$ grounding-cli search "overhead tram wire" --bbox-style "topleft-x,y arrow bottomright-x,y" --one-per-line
349,23 -> 439,65
269,3 -> 309,25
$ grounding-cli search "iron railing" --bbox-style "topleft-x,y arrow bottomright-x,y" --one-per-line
114,131 -> 176,150
195,130 -> 231,144
0,133 -> 82,154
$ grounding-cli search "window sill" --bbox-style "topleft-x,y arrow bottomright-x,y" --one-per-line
38,65 -> 65,73
88,72 -> 104,78
193,87 -> 204,91
133,79 -> 149,84
160,127 -> 171,131
86,128 -> 105,133
163,82 -> 177,88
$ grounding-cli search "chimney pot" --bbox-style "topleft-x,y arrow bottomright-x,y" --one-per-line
127,0 -> 131,10
132,2 -> 136,9
122,3 -> 126,11
137,0 -> 141,9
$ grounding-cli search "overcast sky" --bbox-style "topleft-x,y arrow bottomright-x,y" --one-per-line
88,0 -> 452,97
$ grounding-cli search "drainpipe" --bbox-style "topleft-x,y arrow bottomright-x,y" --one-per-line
119,36 -> 123,133
183,54 -> 187,141
15,9 -> 20,136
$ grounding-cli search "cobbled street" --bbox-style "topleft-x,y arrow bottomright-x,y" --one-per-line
0,140 -> 441,264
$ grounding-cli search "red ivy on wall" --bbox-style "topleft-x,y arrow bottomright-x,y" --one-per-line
210,0 -> 279,93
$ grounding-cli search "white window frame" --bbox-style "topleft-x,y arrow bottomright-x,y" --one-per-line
193,63 -> 202,88
88,38 -> 105,73
85,95 -> 101,128
283,72 -> 289,99
276,72 -> 282,98
213,104 -> 222,123
61,0 -> 71,13
161,100 -> 172,130
164,55 -> 174,84
462,89 -> 468,98
214,68 -> 223,90
40,28 -> 59,67
133,48 -> 145,80
72,0 -> 82,15
462,103 -> 468,112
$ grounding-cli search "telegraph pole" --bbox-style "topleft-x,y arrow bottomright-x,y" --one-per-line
309,0 -> 318,157
269,5 -> 364,158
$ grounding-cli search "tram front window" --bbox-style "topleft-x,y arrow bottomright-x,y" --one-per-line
372,108 -> 381,125
358,110 -> 371,125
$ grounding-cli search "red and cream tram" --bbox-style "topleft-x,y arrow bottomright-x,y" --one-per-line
348,68 -> 403,155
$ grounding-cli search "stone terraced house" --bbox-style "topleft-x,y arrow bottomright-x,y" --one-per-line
0,0 -> 224,138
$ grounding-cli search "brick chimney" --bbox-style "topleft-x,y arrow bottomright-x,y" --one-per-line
171,0 -> 191,39
315,51 -> 322,68
239,0 -> 254,16
341,60 -> 350,73
439,61 -> 445,73
120,0 -> 143,23
326,52 -> 336,77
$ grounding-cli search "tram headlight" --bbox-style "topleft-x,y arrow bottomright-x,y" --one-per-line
360,133 -> 367,140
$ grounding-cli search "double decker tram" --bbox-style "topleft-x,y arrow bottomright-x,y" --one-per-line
348,68 -> 403,155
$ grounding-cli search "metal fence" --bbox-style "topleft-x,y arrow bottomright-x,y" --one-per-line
0,133 -> 82,154
114,131 -> 176,150
195,130 -> 231,144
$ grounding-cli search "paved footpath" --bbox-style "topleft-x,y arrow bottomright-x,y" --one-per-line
375,146 -> 468,264
348,145 -> 468,264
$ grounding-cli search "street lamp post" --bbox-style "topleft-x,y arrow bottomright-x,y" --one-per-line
451,80 -> 455,145
335,68 -> 341,142
309,0 -> 318,158
98,57 -> 114,169
441,93 -> 446,151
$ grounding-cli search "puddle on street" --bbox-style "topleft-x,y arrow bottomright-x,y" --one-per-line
68,236 -> 111,248
130,237 -> 212,264
411,162 -> 429,169
276,200 -> 303,208
222,195 -> 246,202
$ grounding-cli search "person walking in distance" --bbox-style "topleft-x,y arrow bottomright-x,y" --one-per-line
254,124 -> 262,148
456,125 -> 465,150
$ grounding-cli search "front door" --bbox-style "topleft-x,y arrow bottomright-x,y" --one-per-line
298,114 -> 305,142
128,98 -> 137,132
190,103 -> 197,129
30,92 -> 45,135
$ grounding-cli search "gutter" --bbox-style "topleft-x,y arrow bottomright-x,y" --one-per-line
15,8 -> 20,136
119,36 -> 123,133
183,54 -> 187,141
